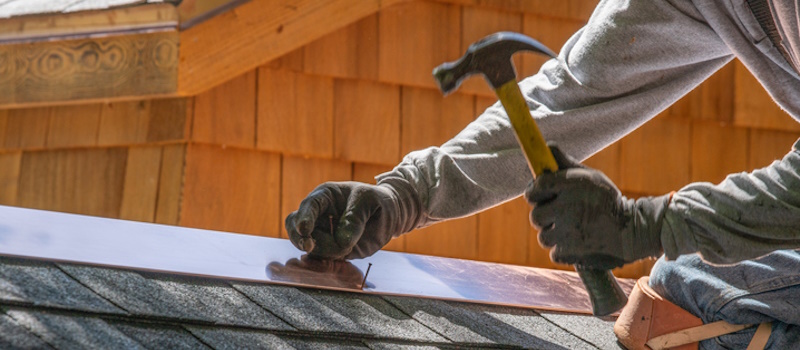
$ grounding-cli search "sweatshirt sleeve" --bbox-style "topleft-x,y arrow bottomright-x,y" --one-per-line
378,0 -> 733,228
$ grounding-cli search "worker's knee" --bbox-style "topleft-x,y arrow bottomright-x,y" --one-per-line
647,255 -> 711,322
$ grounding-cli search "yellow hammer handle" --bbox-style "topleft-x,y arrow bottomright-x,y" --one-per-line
495,80 -> 558,176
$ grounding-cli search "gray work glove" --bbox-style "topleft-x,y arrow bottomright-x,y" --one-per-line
526,144 -> 671,270
285,180 -> 420,260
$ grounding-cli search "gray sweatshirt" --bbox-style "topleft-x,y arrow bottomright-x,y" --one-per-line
377,0 -> 800,264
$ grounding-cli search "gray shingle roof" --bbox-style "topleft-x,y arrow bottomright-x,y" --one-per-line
0,255 -> 624,349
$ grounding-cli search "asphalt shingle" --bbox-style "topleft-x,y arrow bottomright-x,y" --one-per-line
383,296 -> 597,349
186,326 -> 369,350
0,257 -> 123,314
539,312 -> 624,350
112,322 -> 212,350
0,313 -> 52,349
59,264 -> 292,330
6,309 -> 145,349
234,282 -> 446,342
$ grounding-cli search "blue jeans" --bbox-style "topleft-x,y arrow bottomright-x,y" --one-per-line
648,251 -> 800,349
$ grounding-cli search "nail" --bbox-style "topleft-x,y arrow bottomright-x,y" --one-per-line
360,263 -> 373,290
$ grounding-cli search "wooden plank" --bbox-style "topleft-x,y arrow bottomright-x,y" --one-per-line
520,15 -> 585,78
353,162 -> 405,251
583,142 -> 621,184
177,0 -> 244,28
690,121 -> 748,184
459,6 -> 523,97
257,68 -> 334,158
0,151 -> 21,206
97,100 -> 152,146
428,0 -> 599,21
0,30 -> 178,107
154,143 -> 185,225
17,147 -> 128,218
749,129 -> 800,170
281,155 -> 352,238
2,107 -> 50,150
404,215 -> 478,261
0,3 -> 177,43
303,14 -> 379,80
181,144 -> 282,237
45,103 -> 102,148
178,0 -> 405,96
619,114 -> 691,195
119,146 -> 162,222
192,70 -> 256,148
265,47 -> 305,72
733,61 -> 800,132
668,62 -> 735,122
401,87 -> 474,155
378,1 -> 461,89
477,196 -> 530,265
334,79 -> 401,164
148,97 -> 190,142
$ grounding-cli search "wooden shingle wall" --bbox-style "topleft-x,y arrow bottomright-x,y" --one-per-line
1,0 -> 799,278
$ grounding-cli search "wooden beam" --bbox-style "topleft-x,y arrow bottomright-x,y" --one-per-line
178,0 -> 409,96
0,30 -> 178,107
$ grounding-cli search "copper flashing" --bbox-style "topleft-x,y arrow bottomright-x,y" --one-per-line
0,205 -> 633,314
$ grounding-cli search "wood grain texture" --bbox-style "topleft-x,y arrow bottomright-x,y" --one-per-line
281,155 -> 352,238
401,87 -> 474,155
0,31 -> 178,106
2,106 -> 50,150
404,216 -> 478,260
619,114 -> 691,195
733,61 -> 800,132
45,103 -> 102,148
181,144 -> 282,237
353,162 -> 405,251
303,14 -> 379,80
458,6 -> 523,97
178,0 -> 398,95
520,15 -> 584,78
378,1 -> 461,89
148,98 -> 190,142
477,196 -> 529,265
582,142 -> 621,184
257,68 -> 334,157
98,100 -> 152,146
429,0 -> 599,21
690,121 -> 748,184
17,147 -> 128,218
120,146 -> 162,222
265,47 -> 305,72
749,129 -> 800,170
192,70 -> 256,148
154,143 -> 185,225
0,151 -> 21,206
668,62 -> 734,122
334,79 -> 401,164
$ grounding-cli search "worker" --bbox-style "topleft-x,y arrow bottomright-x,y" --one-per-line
286,0 -> 800,348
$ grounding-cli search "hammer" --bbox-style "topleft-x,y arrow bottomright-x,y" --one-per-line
432,32 -> 627,316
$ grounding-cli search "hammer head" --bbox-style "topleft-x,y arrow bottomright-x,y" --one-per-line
433,32 -> 556,95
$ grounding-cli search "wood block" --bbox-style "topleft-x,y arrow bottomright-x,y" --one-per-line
0,152 -> 21,206
46,104 -> 102,148
619,114 -> 691,195
749,129 -> 800,170
582,142 -> 621,184
690,121 -> 748,184
304,14 -> 379,80
401,87 -> 475,155
148,98 -> 191,142
334,79 -> 401,164
0,31 -> 178,106
97,101 -> 152,146
155,144 -> 185,225
477,196 -> 530,265
193,70 -> 257,148
257,68 -> 334,158
3,107 -> 50,150
378,1 -> 461,89
119,146 -> 163,222
281,155 -> 352,238
458,6 -> 523,97
733,61 -> 800,132
520,15 -> 584,78
404,216 -> 478,260
17,148 -> 128,218
181,144 -> 282,237
353,162 -> 405,251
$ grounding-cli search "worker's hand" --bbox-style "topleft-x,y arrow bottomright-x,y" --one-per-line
526,145 -> 670,270
285,181 -> 416,260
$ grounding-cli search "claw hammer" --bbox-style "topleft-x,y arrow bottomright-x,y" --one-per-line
432,32 -> 627,316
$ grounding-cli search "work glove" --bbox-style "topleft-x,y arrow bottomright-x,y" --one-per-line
526,144 -> 671,270
285,180 -> 420,260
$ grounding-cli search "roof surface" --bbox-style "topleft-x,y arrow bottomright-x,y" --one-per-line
0,0 -> 176,19
0,255 -> 623,349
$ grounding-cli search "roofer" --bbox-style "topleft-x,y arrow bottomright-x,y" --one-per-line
286,1 -> 800,348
